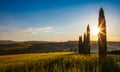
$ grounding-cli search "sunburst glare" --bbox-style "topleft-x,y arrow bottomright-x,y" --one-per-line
91,26 -> 100,36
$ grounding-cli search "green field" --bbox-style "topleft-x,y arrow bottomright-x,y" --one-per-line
0,52 -> 120,72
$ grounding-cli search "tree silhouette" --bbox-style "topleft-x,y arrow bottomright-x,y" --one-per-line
78,36 -> 83,54
86,24 -> 90,54
98,8 -> 107,57
83,33 -> 87,54
78,8 -> 107,57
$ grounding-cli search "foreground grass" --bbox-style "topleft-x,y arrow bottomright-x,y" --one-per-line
0,52 -> 120,72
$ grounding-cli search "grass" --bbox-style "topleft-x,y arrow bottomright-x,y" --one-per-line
0,52 -> 120,72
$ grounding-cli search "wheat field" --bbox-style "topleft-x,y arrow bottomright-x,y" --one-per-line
0,52 -> 120,72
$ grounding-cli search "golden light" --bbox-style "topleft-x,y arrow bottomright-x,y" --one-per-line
91,26 -> 100,36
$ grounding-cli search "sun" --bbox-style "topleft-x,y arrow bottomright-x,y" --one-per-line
91,26 -> 100,36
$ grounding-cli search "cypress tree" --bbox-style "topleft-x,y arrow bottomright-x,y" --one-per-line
83,33 -> 86,54
98,8 -> 107,57
78,35 -> 82,54
86,24 -> 90,54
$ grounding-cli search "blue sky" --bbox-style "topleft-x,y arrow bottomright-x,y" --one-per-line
0,0 -> 120,41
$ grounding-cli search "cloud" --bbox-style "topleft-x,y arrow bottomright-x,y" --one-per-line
19,27 -> 53,34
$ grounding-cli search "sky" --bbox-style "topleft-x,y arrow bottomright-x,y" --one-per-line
0,0 -> 120,41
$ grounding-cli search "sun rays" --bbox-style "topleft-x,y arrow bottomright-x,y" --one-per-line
91,26 -> 100,36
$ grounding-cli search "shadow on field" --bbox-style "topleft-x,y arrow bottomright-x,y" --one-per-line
99,57 -> 118,72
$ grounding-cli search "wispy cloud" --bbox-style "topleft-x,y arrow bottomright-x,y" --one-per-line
19,27 -> 53,34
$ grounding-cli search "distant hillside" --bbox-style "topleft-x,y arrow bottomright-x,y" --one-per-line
91,41 -> 120,52
0,41 -> 77,55
0,40 -> 51,44
24,41 -> 52,44
0,41 -> 120,55
108,50 -> 120,54
0,40 -> 16,44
